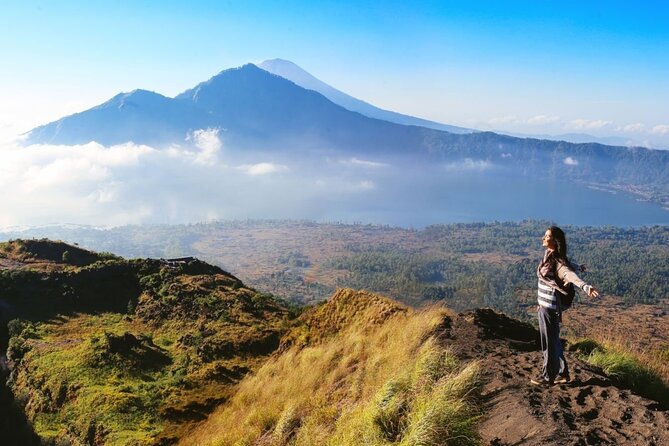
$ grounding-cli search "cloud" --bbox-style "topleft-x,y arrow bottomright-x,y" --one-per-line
0,138 -> 299,227
651,124 -> 669,135
619,123 -> 645,133
0,134 -> 410,228
489,115 -> 561,127
341,157 -> 389,168
527,115 -> 560,125
567,119 -> 612,130
563,157 -> 579,166
0,141 -> 159,226
444,158 -> 492,172
237,162 -> 288,176
186,128 -> 222,165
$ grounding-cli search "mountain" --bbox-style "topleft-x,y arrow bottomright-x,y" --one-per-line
497,130 -> 643,147
26,64 -> 445,154
22,62 -> 669,212
258,58 -> 472,134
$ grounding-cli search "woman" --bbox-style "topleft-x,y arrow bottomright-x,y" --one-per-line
531,226 -> 599,386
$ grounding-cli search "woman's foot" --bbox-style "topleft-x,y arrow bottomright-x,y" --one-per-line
530,376 -> 554,386
554,374 -> 571,384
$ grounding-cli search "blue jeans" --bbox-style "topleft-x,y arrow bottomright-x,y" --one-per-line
537,306 -> 568,381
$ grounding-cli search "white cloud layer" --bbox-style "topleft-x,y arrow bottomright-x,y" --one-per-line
186,128 -> 222,165
652,125 -> 669,135
444,158 -> 492,172
0,138 -> 394,227
527,115 -> 560,125
341,157 -> 389,168
237,162 -> 288,176
619,123 -> 645,133
563,157 -> 579,166
488,115 -> 519,125
566,119 -> 613,130
477,115 -> 669,148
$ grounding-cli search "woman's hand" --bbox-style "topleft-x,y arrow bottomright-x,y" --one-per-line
587,286 -> 599,298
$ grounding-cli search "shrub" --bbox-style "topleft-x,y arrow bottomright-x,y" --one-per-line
587,349 -> 669,407
571,338 -> 669,408
372,379 -> 411,441
7,318 -> 26,338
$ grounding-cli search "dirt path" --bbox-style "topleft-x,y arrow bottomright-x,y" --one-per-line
442,309 -> 669,446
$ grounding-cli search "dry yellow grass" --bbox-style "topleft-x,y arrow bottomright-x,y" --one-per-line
564,296 -> 669,385
182,290 -> 480,446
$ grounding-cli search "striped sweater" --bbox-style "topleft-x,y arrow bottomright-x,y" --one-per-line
537,250 -> 592,311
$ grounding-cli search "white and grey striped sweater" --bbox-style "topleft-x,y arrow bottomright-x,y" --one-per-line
537,278 -> 561,310
537,252 -> 592,311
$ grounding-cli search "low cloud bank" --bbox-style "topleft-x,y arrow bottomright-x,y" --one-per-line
0,132 -> 392,227
444,158 -> 492,172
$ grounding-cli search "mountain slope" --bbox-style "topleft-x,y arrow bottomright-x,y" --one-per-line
174,64 -> 425,151
258,58 -> 472,134
183,289 -> 478,445
0,239 -> 291,445
2,245 -> 667,445
449,309 -> 669,445
184,295 -> 669,446
26,89 -> 212,146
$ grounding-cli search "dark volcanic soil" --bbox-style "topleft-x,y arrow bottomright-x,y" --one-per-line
444,309 -> 669,446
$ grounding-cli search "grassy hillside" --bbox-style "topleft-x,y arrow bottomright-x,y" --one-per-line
185,289 -> 482,446
2,240 -> 668,445
1,240 -> 292,445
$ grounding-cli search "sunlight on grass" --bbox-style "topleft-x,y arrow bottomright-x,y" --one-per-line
570,337 -> 669,407
185,297 -> 481,446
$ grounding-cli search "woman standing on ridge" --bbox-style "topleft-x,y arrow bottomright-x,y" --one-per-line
531,226 -> 599,386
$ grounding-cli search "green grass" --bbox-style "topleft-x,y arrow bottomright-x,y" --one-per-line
570,338 -> 669,408
187,303 -> 482,446
9,299 -> 288,444
12,314 -> 166,444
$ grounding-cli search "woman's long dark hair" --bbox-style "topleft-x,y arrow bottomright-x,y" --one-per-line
549,225 -> 568,260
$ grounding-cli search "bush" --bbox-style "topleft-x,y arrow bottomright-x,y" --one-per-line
7,318 -> 26,338
372,379 -> 411,441
588,349 -> 669,407
7,336 -> 31,362
571,338 -> 669,408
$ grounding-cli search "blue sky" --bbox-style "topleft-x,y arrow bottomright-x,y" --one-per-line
1,0 -> 668,146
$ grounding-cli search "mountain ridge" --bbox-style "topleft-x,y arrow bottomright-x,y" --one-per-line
258,58 -> 473,134
21,61 -> 669,213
